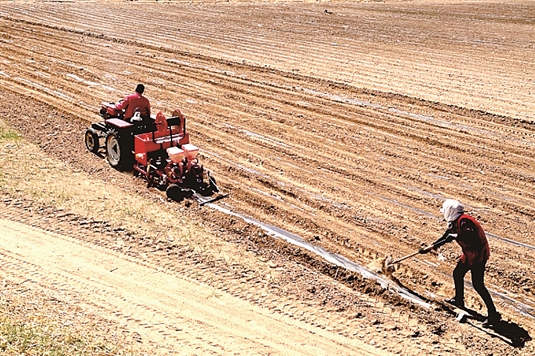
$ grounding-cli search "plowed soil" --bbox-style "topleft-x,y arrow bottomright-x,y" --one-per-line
1,1 -> 534,355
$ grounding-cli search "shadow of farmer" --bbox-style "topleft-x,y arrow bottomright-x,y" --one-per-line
442,304 -> 532,348
489,319 -> 532,347
390,276 -> 532,348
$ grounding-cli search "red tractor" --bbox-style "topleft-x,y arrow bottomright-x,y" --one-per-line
85,102 -> 220,202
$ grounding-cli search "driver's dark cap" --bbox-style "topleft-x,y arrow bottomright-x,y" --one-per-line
135,84 -> 145,94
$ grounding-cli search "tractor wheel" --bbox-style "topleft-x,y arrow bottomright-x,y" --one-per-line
166,184 -> 184,201
105,130 -> 132,170
85,128 -> 99,154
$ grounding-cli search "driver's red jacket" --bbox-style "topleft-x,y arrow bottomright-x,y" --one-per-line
116,92 -> 151,119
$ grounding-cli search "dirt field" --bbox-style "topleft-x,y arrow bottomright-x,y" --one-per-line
1,0 -> 535,354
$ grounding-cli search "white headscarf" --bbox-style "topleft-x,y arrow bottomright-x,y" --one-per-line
440,199 -> 464,222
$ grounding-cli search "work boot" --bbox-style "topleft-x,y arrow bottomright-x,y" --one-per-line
445,298 -> 465,309
482,312 -> 501,328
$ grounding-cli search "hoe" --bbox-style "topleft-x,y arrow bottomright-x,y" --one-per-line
382,233 -> 457,275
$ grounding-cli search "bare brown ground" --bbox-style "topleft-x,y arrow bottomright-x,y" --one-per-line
1,0 -> 535,354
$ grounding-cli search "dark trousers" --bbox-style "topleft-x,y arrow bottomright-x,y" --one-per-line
453,260 -> 497,316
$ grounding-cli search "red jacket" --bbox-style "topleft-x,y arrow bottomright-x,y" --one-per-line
116,92 -> 150,119
452,214 -> 490,266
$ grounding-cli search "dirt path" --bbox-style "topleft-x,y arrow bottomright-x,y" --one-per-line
0,214 -> 387,355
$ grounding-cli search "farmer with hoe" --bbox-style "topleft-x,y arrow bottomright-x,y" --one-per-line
420,199 -> 501,327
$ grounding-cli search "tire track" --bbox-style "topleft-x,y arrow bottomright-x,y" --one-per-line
2,1 -> 532,120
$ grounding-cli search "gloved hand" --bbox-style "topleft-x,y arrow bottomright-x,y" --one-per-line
131,112 -> 142,122
444,233 -> 457,243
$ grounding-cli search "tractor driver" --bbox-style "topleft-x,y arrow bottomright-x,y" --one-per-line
116,84 -> 151,122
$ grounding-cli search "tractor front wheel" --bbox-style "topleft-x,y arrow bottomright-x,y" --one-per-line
85,128 -> 100,154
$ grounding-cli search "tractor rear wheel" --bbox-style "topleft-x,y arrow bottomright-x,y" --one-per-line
105,130 -> 131,170
85,128 -> 99,154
